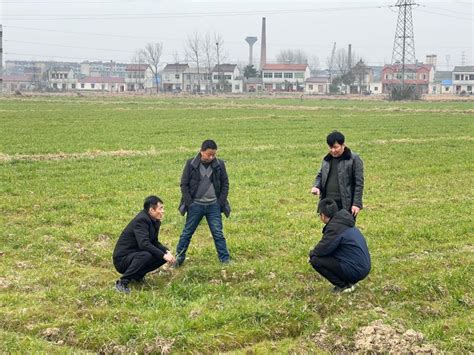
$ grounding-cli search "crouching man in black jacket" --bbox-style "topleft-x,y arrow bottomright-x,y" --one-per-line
113,195 -> 176,293
309,198 -> 371,293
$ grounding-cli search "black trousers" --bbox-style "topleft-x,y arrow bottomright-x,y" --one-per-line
310,255 -> 349,288
114,251 -> 166,283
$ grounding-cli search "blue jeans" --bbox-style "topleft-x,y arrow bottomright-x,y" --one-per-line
176,202 -> 230,263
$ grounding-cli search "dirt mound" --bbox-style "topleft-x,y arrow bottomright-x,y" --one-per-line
98,336 -> 174,354
354,319 -> 438,353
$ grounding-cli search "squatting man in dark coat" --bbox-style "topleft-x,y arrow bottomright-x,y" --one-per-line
309,198 -> 371,293
175,139 -> 231,266
311,131 -> 364,218
113,196 -> 176,293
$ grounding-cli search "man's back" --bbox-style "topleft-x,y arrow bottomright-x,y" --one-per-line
311,209 -> 371,282
333,226 -> 371,282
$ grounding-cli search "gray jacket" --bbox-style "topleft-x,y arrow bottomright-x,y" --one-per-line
314,147 -> 364,211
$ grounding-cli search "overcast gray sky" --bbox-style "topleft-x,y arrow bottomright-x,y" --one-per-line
1,0 -> 472,69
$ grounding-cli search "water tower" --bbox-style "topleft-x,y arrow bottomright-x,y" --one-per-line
245,36 -> 258,66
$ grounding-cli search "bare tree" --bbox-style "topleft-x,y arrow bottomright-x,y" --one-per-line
276,49 -> 308,64
202,32 -> 215,93
172,50 -> 181,63
332,48 -> 364,90
308,55 -> 320,72
352,59 -> 369,93
141,42 -> 163,93
185,32 -> 202,92
334,48 -> 358,75
131,50 -> 146,91
214,33 -> 225,92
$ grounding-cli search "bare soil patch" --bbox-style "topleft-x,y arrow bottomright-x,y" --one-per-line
354,319 -> 438,353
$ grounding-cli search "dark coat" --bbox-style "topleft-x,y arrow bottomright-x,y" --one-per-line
178,154 -> 231,217
113,210 -> 169,260
310,209 -> 371,282
314,147 -> 364,211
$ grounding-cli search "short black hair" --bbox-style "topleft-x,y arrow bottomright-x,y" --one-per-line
317,198 -> 339,218
201,139 -> 218,151
326,131 -> 345,146
144,195 -> 163,210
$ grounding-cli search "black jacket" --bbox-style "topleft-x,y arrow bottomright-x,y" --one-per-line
178,154 -> 231,217
310,209 -> 371,282
314,147 -> 364,211
113,210 -> 169,260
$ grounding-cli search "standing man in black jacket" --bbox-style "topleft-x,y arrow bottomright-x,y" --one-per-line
113,195 -> 176,293
309,198 -> 371,293
175,139 -> 231,266
311,131 -> 364,218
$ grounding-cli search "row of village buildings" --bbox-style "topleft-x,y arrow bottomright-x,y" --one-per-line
2,57 -> 474,95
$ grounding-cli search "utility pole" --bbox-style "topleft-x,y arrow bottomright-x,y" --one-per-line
391,0 -> 418,91
0,25 -> 3,93
328,42 -> 336,94
216,41 -> 220,93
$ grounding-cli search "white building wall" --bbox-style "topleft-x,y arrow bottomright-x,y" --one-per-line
369,82 -> 383,95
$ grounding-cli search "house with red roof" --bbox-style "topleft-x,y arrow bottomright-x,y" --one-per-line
2,74 -> 35,91
381,63 -> 434,94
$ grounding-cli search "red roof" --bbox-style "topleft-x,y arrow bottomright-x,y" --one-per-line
262,64 -> 308,71
383,64 -> 433,72
3,75 -> 34,82
79,76 -> 125,84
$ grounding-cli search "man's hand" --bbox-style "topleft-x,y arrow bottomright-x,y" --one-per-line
164,251 -> 176,265
311,187 -> 320,195
351,205 -> 361,217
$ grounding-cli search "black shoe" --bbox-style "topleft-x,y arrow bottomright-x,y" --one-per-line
115,280 -> 130,294
332,284 -> 355,294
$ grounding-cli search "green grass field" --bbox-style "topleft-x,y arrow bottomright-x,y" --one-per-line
1,96 -> 473,353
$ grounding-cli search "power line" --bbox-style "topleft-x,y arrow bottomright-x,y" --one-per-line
5,39 -> 133,53
4,39 -> 183,58
425,5 -> 473,16
2,5 -> 385,20
4,51 -> 130,62
417,8 -> 473,21
4,25 -> 161,40
2,1 -> 120,3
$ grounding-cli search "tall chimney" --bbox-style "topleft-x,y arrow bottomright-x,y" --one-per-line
260,17 -> 266,70
348,44 -> 352,69
245,36 -> 258,66
0,25 -> 3,93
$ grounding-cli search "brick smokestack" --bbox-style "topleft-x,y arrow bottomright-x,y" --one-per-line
260,17 -> 266,70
